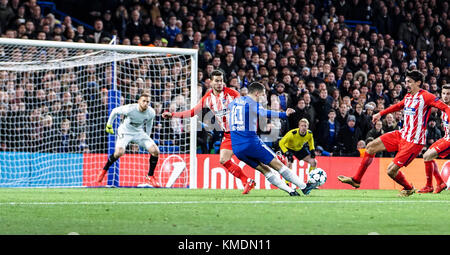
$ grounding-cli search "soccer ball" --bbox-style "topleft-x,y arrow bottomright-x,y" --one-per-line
308,168 -> 327,187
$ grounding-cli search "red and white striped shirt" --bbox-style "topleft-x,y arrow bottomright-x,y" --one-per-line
441,111 -> 450,141
380,89 -> 450,145
172,87 -> 240,132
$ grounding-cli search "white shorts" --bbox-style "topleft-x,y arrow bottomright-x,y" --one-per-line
116,127 -> 155,151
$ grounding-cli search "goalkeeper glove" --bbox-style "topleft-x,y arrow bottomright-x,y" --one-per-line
284,150 -> 294,162
310,150 -> 316,158
105,124 -> 114,134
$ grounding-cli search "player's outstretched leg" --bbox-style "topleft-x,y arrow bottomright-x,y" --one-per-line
98,151 -> 122,183
221,149 -> 255,194
145,155 -> 161,188
337,152 -> 374,189
338,138 -> 386,188
97,169 -> 108,183
387,164 -> 415,197
432,160 -> 447,193
266,157 -> 314,195
256,165 -> 298,196
242,178 -> 256,195
421,149 -> 447,193
223,159 -> 255,194
419,160 -> 435,193
145,144 -> 161,188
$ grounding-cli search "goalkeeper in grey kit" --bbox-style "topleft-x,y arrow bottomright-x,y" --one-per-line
97,93 -> 161,187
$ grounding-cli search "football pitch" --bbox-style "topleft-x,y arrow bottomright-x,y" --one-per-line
0,188 -> 449,235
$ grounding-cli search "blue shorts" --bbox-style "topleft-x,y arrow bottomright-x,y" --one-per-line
233,139 -> 276,168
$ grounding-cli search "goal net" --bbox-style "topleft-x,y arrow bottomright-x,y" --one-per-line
0,38 -> 198,188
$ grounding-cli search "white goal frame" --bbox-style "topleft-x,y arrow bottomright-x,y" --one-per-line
0,38 -> 198,188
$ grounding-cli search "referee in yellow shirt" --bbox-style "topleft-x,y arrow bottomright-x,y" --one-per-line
278,118 -> 317,178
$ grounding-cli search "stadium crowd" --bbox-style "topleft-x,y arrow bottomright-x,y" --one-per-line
0,0 -> 449,157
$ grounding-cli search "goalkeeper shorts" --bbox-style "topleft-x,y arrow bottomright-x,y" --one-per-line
116,131 -> 155,151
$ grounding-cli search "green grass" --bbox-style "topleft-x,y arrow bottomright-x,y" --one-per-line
0,188 -> 449,235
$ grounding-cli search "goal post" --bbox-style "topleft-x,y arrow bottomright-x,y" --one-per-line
0,38 -> 198,188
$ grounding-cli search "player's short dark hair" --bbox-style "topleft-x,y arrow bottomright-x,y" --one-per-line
248,82 -> 265,94
211,70 -> 224,78
406,70 -> 424,85
442,84 -> 450,90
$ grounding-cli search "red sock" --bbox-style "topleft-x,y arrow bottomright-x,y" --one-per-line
393,171 -> 413,190
223,160 -> 248,183
424,161 -> 434,187
353,153 -> 375,183
432,160 -> 445,185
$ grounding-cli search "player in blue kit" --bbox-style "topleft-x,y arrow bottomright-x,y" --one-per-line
228,82 -> 314,196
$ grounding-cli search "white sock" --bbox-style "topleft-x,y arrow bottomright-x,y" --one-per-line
278,166 -> 306,190
264,171 -> 295,193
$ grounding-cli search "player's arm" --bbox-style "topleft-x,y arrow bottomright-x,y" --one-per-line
163,91 -> 210,119
373,98 -> 405,123
226,87 -> 241,99
278,131 -> 292,154
105,105 -> 128,134
257,104 -> 295,119
429,96 -> 450,118
307,131 -> 316,158
307,131 -> 315,151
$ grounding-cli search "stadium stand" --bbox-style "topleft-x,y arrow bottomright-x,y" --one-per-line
0,0 -> 449,156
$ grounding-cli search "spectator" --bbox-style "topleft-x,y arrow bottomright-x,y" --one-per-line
303,93 -> 317,128
182,29 -> 200,48
0,0 -> 448,157
398,12 -> 419,46
336,103 -> 350,128
288,98 -> 312,131
312,89 -> 332,128
336,115 -> 363,157
426,118 -> 442,147
366,119 -> 384,141
316,108 -> 340,153
357,140 -> 367,157
374,5 -> 392,35
102,10 -> 115,34
220,53 -> 237,79
57,118 -> 77,153
239,87 -> 248,97
382,113 -> 399,133
271,83 -> 290,111
89,19 -> 111,43
228,35 -> 243,62
335,0 -> 351,17
113,5 -> 128,39
204,30 -> 220,55
416,29 -> 434,53
0,0 -> 15,33
260,100 -> 287,146
126,9 -> 146,40
164,14 -> 181,47
77,131 -> 89,153
40,114 -> 57,153
370,81 -> 391,107
352,102 -> 372,138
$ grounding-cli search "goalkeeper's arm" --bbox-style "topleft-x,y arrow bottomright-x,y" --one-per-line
105,106 -> 126,134
146,117 -> 154,137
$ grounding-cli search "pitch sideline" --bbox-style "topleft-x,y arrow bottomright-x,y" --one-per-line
0,200 -> 449,206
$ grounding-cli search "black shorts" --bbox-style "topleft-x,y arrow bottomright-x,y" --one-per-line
287,146 -> 310,162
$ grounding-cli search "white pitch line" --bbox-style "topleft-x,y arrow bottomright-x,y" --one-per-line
0,200 -> 449,206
